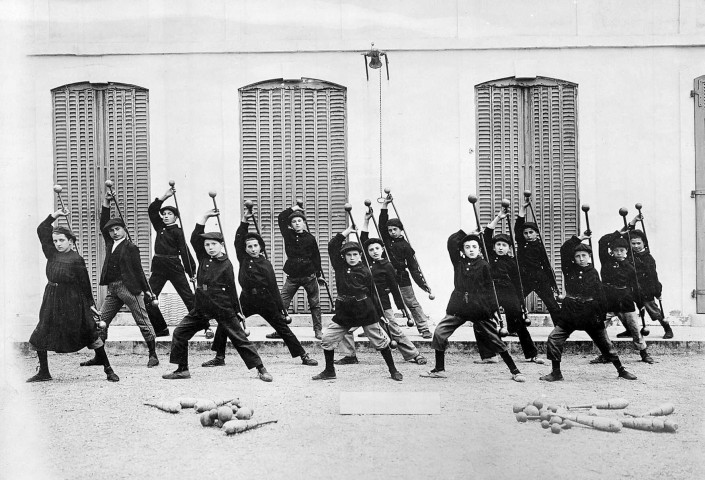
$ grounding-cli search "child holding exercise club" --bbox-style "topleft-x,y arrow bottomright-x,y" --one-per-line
540,235 -> 637,381
163,207 -> 272,382
421,229 -> 525,383
593,226 -> 655,365
334,210 -> 427,366
312,218 -> 403,382
201,207 -> 318,368
28,207 -> 118,383
81,187 -> 160,368
147,187 -> 198,337
480,208 -> 544,365
515,199 -> 560,316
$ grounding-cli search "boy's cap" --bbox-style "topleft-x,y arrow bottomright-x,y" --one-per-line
491,233 -> 512,245
459,233 -> 482,250
340,241 -> 363,254
521,222 -> 539,232
200,232 -> 224,242
243,232 -> 266,252
364,237 -> 385,250
609,237 -> 629,250
574,243 -> 592,254
288,211 -> 306,223
386,218 -> 404,230
102,218 -> 126,232
159,205 -> 180,218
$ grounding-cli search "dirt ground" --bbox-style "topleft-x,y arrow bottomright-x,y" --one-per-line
1,349 -> 704,480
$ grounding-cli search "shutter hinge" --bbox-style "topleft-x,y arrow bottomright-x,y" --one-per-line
691,90 -> 696,98
692,289 -> 705,298
691,190 -> 705,198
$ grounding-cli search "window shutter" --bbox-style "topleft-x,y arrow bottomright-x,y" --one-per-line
53,82 -> 151,305
239,79 -> 348,313
476,77 -> 578,312
52,84 -> 100,302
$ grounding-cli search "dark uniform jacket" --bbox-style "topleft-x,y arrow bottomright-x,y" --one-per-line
598,231 -> 640,312
360,231 -> 405,311
99,206 -> 149,295
190,224 -> 241,318
278,208 -> 322,278
234,222 -> 285,312
483,227 -> 524,304
514,216 -> 557,290
148,198 -> 196,274
445,230 -> 495,318
557,236 -> 607,330
328,233 -> 379,328
379,208 -> 429,290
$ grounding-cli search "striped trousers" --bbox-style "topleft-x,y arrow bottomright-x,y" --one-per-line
100,280 -> 155,342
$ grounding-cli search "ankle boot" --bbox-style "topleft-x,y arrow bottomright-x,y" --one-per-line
660,320 -> 673,339
147,340 -> 159,367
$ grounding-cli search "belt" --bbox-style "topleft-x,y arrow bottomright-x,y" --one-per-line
248,287 -> 269,296
337,294 -> 368,302
47,281 -> 59,286
198,284 -> 226,292
605,284 -> 627,290
289,257 -> 310,263
566,295 -> 594,302
155,254 -> 180,259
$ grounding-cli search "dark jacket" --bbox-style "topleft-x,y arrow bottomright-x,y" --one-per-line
99,206 -> 149,295
148,198 -> 196,274
598,231 -> 640,312
483,226 -> 524,304
445,230 -> 495,318
379,208 -> 429,290
622,230 -> 662,300
278,208 -> 322,277
557,236 -> 607,330
360,231 -> 405,311
514,216 -> 557,290
190,223 -> 240,318
328,233 -> 379,328
235,222 -> 285,312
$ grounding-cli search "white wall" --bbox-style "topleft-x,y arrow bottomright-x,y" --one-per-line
3,0 -> 705,324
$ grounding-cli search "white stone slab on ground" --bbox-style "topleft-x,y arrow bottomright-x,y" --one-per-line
339,392 -> 440,415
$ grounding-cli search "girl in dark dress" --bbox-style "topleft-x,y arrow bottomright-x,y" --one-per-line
28,209 -> 118,382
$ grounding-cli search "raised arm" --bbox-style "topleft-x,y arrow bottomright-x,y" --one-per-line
447,229 -> 467,265
190,209 -> 219,260
598,231 -> 621,266
38,212 -> 62,259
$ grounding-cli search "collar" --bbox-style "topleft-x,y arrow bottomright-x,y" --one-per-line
207,253 -> 229,262
111,237 -> 127,252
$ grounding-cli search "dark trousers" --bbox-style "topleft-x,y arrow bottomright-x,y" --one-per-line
478,286 -> 538,359
211,294 -> 305,359
170,309 -> 262,369
431,313 -> 507,356
524,276 -> 560,314
546,324 -> 618,363
148,258 -> 195,330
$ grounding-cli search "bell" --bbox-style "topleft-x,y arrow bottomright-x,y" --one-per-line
368,54 -> 383,69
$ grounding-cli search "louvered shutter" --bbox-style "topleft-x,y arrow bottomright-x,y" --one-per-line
53,82 -> 151,305
693,75 -> 705,313
239,79 -> 348,313
52,84 -> 101,302
476,77 -> 578,312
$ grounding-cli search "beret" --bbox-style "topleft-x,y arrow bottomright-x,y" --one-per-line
102,218 -> 125,232
159,205 -> 180,217
386,218 -> 403,230
200,232 -> 224,242
340,241 -> 363,254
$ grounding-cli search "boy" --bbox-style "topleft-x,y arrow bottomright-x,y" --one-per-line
162,208 -> 272,382
479,210 -> 544,364
312,226 -> 403,381
540,235 -> 637,381
267,204 -> 323,339
592,231 -> 655,364
334,211 -> 427,365
514,202 -> 560,316
147,188 -> 198,337
616,214 -> 672,339
379,197 -> 433,338
420,230 -> 525,382
81,189 -> 159,368
201,208 -> 318,368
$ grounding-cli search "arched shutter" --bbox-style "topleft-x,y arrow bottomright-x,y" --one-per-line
53,82 -> 151,304
239,78 -> 348,313
476,77 -> 578,311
